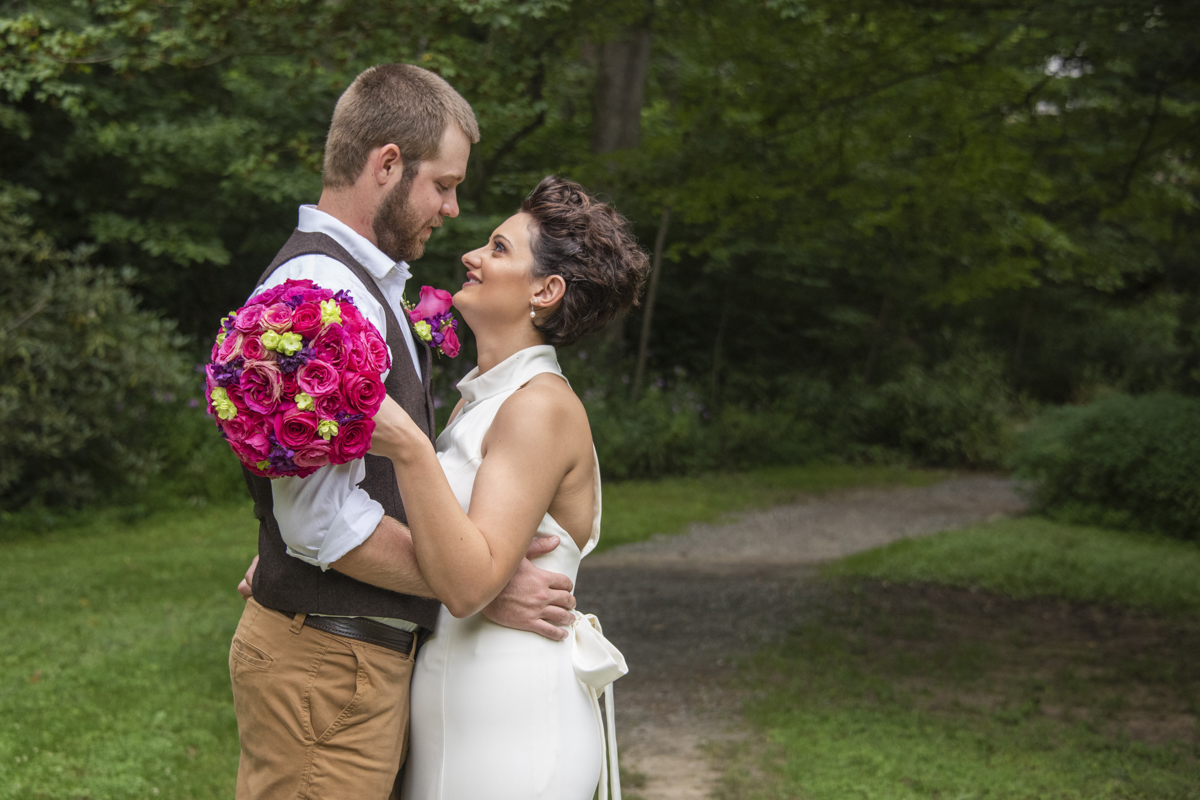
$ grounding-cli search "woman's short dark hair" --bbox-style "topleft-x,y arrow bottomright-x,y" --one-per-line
520,176 -> 651,347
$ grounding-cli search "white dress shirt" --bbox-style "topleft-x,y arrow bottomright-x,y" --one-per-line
251,205 -> 423,573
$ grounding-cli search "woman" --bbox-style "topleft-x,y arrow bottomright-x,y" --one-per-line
367,175 -> 649,799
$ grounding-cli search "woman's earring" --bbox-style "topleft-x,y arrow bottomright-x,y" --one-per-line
529,302 -> 537,319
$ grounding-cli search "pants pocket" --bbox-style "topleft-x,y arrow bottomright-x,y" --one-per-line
231,635 -> 274,670
305,639 -> 362,743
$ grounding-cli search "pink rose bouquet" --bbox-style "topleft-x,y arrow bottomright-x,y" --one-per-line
205,279 -> 391,478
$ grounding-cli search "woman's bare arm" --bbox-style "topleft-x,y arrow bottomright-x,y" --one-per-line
369,383 -> 582,617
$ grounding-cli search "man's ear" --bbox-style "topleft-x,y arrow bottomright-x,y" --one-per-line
370,143 -> 403,186
532,275 -> 566,311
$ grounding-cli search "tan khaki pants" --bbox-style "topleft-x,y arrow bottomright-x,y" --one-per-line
229,598 -> 414,800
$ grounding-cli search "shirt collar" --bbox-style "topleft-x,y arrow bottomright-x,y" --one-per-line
296,205 -> 412,281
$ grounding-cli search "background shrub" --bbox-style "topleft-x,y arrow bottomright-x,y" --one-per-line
1011,393 -> 1200,541
854,343 -> 1015,468
0,188 -> 242,511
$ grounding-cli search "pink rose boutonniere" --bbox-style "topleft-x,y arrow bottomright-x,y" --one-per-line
403,286 -> 461,358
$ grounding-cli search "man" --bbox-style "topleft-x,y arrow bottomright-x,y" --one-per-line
229,64 -> 576,800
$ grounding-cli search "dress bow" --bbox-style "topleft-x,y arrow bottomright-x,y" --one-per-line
571,611 -> 628,800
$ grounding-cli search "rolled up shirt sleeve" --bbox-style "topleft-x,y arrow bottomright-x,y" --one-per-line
271,459 -> 385,570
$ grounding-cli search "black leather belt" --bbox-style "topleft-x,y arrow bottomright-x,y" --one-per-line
287,612 -> 421,656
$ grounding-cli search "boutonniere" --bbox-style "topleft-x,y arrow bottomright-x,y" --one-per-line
403,286 -> 461,358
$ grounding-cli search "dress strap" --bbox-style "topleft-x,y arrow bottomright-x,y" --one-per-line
570,612 -> 629,800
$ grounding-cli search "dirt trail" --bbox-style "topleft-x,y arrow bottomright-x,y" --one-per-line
575,475 -> 1027,800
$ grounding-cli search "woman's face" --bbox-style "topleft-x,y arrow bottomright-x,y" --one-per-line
455,212 -> 541,326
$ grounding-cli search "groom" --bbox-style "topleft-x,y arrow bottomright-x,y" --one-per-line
230,64 -> 577,800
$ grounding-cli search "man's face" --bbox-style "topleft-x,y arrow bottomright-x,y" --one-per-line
373,125 -> 471,263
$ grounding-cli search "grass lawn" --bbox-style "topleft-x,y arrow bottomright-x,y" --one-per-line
828,516 -> 1200,616
0,463 -> 929,799
725,516 -> 1200,799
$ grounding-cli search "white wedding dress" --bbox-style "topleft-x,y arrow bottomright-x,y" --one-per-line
403,345 -> 627,800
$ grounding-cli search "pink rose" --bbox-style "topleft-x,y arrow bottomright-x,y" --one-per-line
296,359 -> 339,396
242,334 -> 268,361
248,285 -> 286,306
217,331 -> 244,362
312,325 -> 352,370
342,371 -> 387,416
408,286 -> 453,324
292,440 -> 332,470
240,360 -> 284,414
231,429 -> 272,465
262,303 -> 294,332
297,287 -> 331,304
274,406 -> 319,449
251,279 -> 317,307
291,302 -> 324,339
361,329 -> 390,373
330,418 -> 375,463
234,304 -> 266,333
314,390 -> 348,420
440,325 -> 461,358
225,383 -> 248,413
220,411 -> 266,444
281,371 -> 299,400
340,303 -> 367,335
210,337 -> 221,362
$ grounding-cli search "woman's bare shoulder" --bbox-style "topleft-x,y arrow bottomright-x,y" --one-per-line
489,373 -> 589,442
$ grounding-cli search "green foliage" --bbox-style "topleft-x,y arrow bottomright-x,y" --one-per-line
1011,393 -> 1200,540
2,1 -> 1199,503
830,516 -> 1200,616
855,341 -> 1016,468
588,380 -> 719,480
0,187 -> 215,508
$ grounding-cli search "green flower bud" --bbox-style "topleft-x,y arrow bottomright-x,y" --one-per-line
277,331 -> 303,356
320,299 -> 342,326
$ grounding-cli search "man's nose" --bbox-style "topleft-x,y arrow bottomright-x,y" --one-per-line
443,189 -> 460,219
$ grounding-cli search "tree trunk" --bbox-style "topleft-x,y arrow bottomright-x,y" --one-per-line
862,294 -> 891,385
1013,291 -> 1033,386
631,205 -> 671,399
590,27 -> 653,155
590,15 -> 653,352
710,296 -> 731,409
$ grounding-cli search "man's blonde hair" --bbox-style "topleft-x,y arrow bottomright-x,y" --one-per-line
322,64 -> 480,188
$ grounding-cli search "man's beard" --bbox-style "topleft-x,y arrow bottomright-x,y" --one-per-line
372,164 -> 436,263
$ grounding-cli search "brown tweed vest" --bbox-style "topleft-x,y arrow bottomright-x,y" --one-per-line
242,229 -> 440,630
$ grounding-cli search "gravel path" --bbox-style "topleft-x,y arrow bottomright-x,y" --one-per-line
574,475 -> 1027,800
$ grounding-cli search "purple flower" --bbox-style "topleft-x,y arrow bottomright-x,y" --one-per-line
284,293 -> 305,309
277,345 -> 314,374
334,410 -> 365,424
267,435 -> 299,473
210,359 -> 245,388
333,290 -> 354,304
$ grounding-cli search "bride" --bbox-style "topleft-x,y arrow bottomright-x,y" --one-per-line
367,175 -> 649,799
